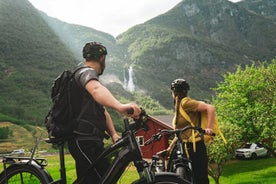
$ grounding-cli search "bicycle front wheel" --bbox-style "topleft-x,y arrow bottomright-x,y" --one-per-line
0,164 -> 53,184
176,166 -> 192,182
132,172 -> 191,184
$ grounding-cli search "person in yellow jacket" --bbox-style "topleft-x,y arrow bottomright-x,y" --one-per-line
167,78 -> 215,184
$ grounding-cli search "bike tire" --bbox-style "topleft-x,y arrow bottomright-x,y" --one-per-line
176,166 -> 191,182
132,172 -> 191,184
0,164 -> 53,184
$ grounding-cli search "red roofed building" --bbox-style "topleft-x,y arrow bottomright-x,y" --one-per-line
135,115 -> 174,159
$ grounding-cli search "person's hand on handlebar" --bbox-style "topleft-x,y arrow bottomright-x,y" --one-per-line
121,103 -> 141,119
111,133 -> 121,143
205,128 -> 213,135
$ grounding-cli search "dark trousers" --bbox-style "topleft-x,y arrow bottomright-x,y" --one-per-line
68,138 -> 110,184
185,141 -> 209,184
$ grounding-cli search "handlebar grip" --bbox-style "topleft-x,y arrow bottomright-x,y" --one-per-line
202,130 -> 216,136
127,108 -> 134,115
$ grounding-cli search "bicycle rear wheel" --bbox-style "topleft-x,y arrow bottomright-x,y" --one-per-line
0,164 -> 53,184
132,172 -> 191,184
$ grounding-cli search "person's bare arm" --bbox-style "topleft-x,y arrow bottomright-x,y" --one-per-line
167,117 -> 177,152
85,80 -> 140,117
105,109 -> 120,143
197,102 -> 215,135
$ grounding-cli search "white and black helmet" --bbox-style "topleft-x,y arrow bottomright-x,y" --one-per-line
82,42 -> 107,60
171,78 -> 190,92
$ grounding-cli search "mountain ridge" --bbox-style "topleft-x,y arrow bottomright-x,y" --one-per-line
116,0 -> 276,107
0,0 -> 275,125
0,0 -> 81,123
238,0 -> 276,19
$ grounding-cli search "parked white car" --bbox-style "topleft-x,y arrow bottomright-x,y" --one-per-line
235,143 -> 270,160
11,149 -> 25,156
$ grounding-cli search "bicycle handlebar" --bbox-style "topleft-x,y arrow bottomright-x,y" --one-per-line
123,108 -> 150,134
127,108 -> 134,115
144,126 -> 215,146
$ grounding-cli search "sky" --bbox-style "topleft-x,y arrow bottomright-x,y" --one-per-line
28,0 -> 241,37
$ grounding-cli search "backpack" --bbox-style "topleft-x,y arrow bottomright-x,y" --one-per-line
179,98 -> 227,147
44,67 -> 87,140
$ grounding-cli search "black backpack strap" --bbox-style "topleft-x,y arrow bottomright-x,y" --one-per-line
70,66 -> 91,119
198,112 -> 204,141
72,66 -> 110,140
75,100 -> 110,140
198,111 -> 202,127
76,99 -> 90,119
72,66 -> 89,83
71,66 -> 94,120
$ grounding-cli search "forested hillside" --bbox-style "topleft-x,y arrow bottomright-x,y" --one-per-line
0,0 -> 77,125
0,0 -> 168,126
116,0 -> 276,107
0,0 -> 275,126
238,0 -> 276,18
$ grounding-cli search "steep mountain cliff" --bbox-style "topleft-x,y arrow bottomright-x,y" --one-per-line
0,0 -> 78,123
238,0 -> 276,18
116,0 -> 276,107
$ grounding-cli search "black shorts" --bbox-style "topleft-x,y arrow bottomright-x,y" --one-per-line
68,138 -> 110,184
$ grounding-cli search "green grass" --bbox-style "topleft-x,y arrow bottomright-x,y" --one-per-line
44,154 -> 139,183
212,157 -> 276,184
46,154 -> 77,183
0,154 -> 275,183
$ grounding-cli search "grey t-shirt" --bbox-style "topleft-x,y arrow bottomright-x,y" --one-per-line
71,66 -> 106,138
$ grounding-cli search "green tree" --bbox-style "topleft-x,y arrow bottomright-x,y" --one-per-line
0,127 -> 11,139
213,59 -> 276,157
207,122 -> 243,184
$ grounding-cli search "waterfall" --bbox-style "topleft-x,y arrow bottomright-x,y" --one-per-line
127,66 -> 135,92
123,69 -> 127,89
121,66 -> 134,92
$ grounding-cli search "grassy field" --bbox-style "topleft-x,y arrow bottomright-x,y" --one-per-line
212,157 -> 276,184
0,123 -> 275,183
0,122 -> 52,153
0,153 -> 275,183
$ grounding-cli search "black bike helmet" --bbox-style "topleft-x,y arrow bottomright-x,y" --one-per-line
82,42 -> 107,60
171,78 -> 190,92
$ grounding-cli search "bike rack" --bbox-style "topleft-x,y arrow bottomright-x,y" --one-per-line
3,156 -> 48,167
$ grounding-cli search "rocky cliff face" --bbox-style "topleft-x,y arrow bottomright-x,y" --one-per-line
238,0 -> 276,18
116,0 -> 276,107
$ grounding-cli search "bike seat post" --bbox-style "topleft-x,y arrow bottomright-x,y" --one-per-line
58,142 -> 67,184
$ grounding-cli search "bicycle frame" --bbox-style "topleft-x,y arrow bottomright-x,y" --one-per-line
168,136 -> 193,183
74,111 -> 155,184
145,126 -> 209,183
0,109 -> 187,184
150,150 -> 167,173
